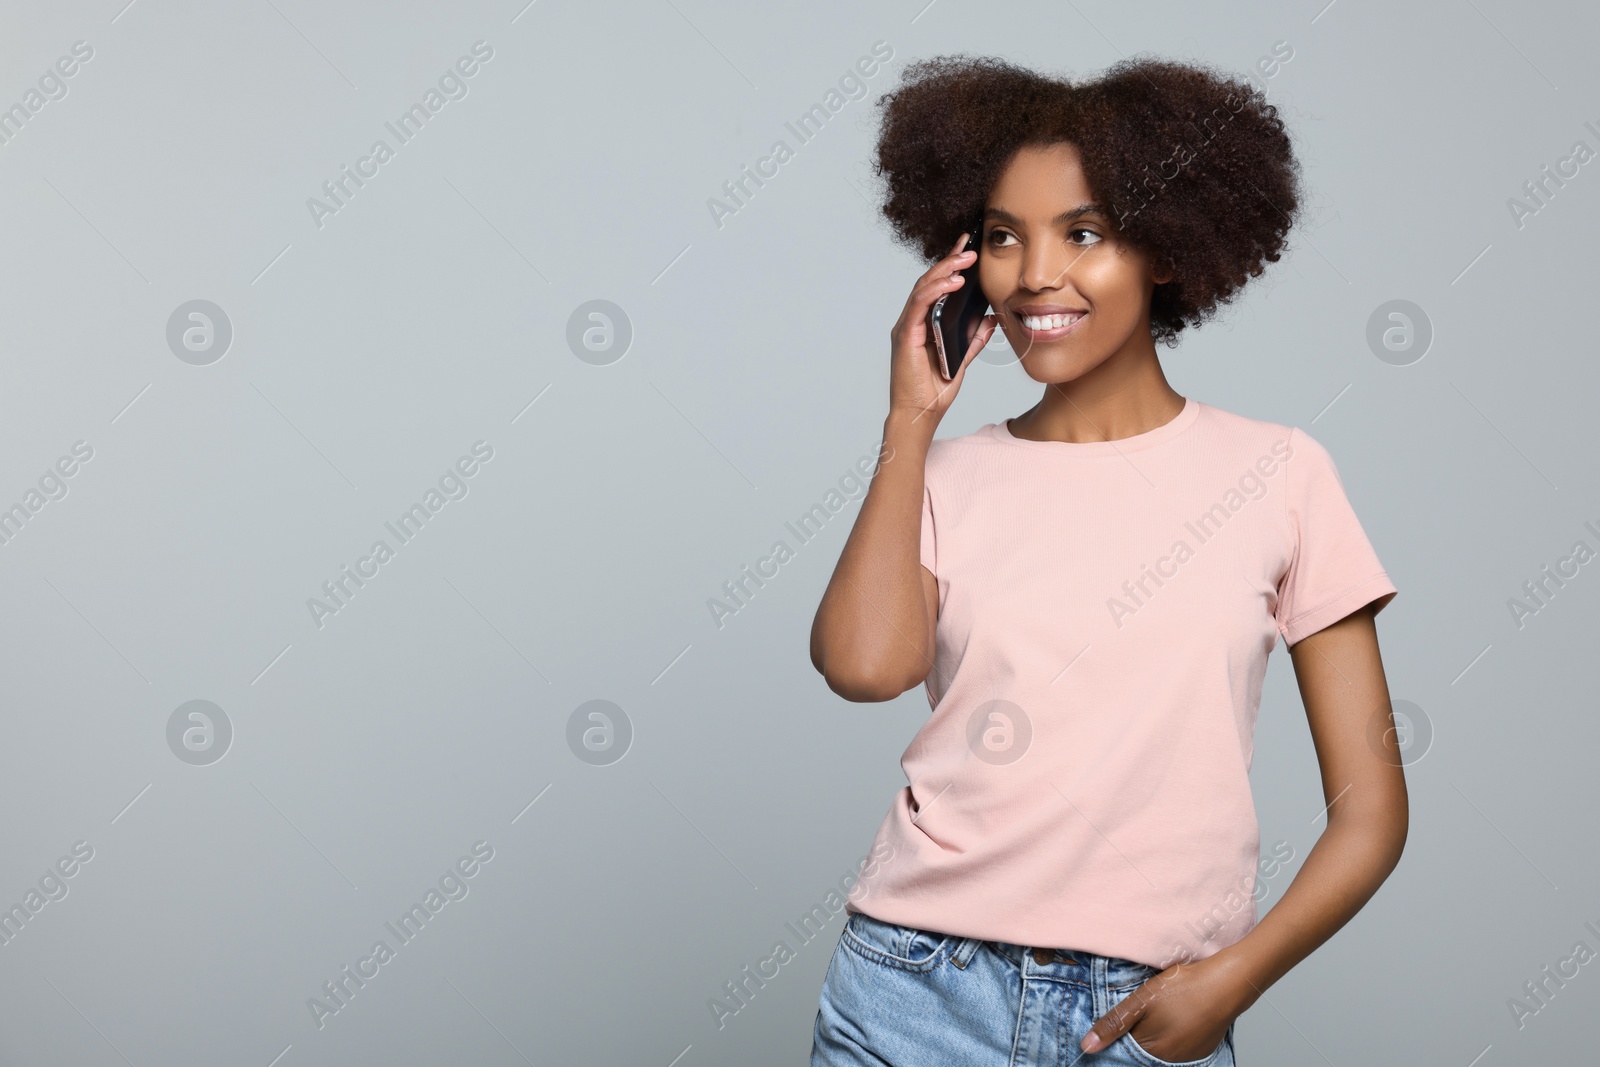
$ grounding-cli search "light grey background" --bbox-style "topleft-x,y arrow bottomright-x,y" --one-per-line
0,0 -> 1595,1063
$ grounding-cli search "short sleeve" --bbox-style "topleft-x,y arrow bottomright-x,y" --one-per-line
919,481 -> 937,577
1275,427 -> 1397,646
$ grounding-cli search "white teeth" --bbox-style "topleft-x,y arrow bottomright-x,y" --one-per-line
1021,313 -> 1084,330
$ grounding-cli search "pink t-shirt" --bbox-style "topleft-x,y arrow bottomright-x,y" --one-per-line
848,396 -> 1397,970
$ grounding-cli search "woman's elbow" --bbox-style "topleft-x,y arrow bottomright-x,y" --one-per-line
816,657 -> 924,703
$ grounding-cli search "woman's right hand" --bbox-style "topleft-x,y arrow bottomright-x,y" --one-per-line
888,230 -> 999,427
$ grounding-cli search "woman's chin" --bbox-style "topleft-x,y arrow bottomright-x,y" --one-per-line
1012,348 -> 1104,385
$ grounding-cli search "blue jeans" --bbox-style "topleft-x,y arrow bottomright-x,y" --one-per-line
812,911 -> 1237,1067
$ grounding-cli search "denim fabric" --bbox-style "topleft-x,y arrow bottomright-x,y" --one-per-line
812,911 -> 1237,1067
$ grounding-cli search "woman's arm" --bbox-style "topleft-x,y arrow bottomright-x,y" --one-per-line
1081,602 -> 1408,1058
809,231 -> 997,703
1215,601 -> 1409,1003
808,413 -> 938,702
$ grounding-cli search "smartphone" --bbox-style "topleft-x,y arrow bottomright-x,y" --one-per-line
927,221 -> 989,380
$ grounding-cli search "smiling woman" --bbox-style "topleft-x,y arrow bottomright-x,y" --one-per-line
807,53 -> 1407,1067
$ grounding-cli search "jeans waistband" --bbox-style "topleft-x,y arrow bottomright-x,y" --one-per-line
983,939 -> 1155,988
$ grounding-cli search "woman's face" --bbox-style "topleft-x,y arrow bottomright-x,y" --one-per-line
978,140 -> 1170,383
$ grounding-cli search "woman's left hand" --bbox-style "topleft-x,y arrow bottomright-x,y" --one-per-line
1080,954 -> 1249,1061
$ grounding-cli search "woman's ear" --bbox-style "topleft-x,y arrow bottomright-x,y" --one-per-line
1151,257 -> 1174,286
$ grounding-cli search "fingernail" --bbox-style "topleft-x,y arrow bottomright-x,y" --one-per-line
1080,1034 -> 1102,1053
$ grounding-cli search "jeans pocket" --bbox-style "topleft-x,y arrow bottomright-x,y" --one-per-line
1110,983 -> 1229,1067
839,911 -> 956,973
1120,1028 -> 1227,1067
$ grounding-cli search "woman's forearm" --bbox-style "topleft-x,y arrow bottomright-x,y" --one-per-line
1210,806 -> 1407,1012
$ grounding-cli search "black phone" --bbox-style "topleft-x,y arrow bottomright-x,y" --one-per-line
927,221 -> 989,380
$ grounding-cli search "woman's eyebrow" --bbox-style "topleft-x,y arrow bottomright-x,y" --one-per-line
984,203 -> 1105,225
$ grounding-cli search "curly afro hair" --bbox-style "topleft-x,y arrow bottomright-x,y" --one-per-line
871,54 -> 1302,347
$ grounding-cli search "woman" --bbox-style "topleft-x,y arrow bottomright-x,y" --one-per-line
808,54 -> 1406,1066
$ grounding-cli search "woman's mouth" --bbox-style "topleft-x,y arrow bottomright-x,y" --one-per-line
1016,311 -> 1087,341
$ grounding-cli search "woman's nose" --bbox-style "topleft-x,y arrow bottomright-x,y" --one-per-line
1019,245 -> 1082,291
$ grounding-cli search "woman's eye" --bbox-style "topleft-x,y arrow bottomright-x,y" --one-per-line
985,228 -> 1098,248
